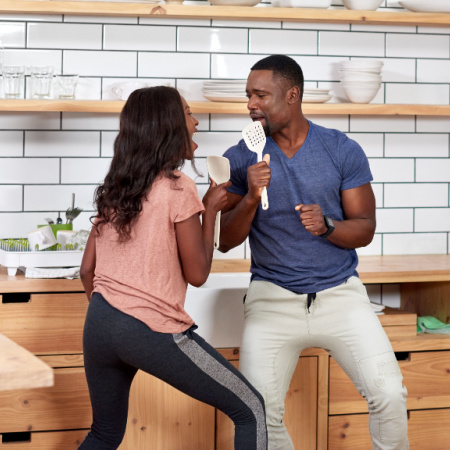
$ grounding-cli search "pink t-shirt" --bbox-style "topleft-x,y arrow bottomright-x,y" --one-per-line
93,171 -> 205,333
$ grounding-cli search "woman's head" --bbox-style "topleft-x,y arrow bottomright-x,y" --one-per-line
94,86 -> 198,240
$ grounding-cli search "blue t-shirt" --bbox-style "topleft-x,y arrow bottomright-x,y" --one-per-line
223,120 -> 373,293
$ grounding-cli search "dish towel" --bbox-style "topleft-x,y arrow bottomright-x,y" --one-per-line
417,316 -> 450,334
25,266 -> 80,279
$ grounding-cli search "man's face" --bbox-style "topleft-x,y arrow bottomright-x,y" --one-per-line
246,69 -> 289,136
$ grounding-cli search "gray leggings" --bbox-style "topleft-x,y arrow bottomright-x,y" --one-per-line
78,293 -> 267,450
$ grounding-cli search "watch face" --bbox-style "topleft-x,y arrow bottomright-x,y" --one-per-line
325,216 -> 334,228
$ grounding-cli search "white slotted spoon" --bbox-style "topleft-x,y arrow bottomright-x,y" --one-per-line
206,156 -> 230,249
242,121 -> 269,210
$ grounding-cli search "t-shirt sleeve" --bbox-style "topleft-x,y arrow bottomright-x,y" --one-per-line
172,174 -> 205,223
223,143 -> 250,197
340,137 -> 373,191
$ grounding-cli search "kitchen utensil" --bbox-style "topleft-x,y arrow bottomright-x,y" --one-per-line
45,217 -> 55,224
206,156 -> 230,249
65,193 -> 83,224
242,121 -> 269,210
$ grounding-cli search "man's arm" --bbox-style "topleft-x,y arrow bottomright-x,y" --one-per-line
219,155 -> 271,253
295,182 -> 376,249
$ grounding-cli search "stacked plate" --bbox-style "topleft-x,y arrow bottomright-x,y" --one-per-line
303,88 -> 331,103
339,60 -> 383,104
202,80 -> 247,103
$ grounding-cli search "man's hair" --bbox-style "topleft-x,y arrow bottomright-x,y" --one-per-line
251,54 -> 304,98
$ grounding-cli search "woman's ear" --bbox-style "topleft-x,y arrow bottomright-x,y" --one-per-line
286,86 -> 301,104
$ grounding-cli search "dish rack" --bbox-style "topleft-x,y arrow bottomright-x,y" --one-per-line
0,239 -> 84,276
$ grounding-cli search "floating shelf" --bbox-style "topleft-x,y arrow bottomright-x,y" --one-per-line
0,1 -> 449,27
0,100 -> 450,116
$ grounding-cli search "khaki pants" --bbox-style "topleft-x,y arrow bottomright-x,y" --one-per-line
240,277 -> 409,450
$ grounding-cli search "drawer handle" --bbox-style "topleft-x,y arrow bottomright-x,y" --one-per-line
1,432 -> 31,443
1,293 -> 31,304
394,352 -> 410,361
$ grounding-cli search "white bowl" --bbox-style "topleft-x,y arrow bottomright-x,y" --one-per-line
339,67 -> 382,75
341,83 -> 381,103
340,59 -> 383,69
340,73 -> 382,82
210,0 -> 261,5
272,0 -> 331,8
342,0 -> 384,10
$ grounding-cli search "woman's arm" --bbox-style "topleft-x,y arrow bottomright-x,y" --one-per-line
80,229 -> 97,300
175,180 -> 230,287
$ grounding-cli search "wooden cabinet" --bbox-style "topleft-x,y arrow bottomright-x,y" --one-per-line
2,255 -> 450,449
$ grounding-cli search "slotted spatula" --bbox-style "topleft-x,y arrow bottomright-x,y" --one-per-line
242,121 -> 269,210
206,156 -> 230,249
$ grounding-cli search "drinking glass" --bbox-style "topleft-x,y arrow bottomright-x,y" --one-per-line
55,74 -> 79,99
2,65 -> 25,99
30,66 -> 54,99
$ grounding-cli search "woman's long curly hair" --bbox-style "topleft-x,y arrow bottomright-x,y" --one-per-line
94,86 -> 191,241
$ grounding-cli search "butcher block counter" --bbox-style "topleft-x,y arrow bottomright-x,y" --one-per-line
1,255 -> 450,449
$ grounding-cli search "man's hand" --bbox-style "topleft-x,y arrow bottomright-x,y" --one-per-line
247,154 -> 271,203
294,203 -> 327,236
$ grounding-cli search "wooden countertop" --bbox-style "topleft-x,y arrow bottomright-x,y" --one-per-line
1,254 -> 450,293
212,254 -> 450,284
0,333 -> 53,391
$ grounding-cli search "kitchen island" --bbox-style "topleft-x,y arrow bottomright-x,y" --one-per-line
1,255 -> 450,449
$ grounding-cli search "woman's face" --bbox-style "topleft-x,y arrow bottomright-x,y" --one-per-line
181,96 -> 199,160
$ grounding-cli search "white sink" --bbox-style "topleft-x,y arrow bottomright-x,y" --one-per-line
185,272 -> 251,348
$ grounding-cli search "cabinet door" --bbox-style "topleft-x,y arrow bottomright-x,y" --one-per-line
0,367 -> 91,433
329,408 -> 450,450
215,357 -> 318,450
119,370 -> 215,450
329,351 -> 450,414
0,293 -> 87,354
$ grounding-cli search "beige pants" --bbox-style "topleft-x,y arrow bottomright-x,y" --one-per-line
240,277 -> 409,450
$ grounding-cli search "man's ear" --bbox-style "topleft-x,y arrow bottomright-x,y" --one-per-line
286,86 -> 301,104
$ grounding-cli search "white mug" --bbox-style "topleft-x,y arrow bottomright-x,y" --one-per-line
27,225 -> 57,251
110,81 -> 148,100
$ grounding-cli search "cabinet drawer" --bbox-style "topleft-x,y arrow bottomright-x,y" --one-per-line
0,429 -> 88,449
329,351 -> 450,414
0,293 -> 87,354
329,408 -> 450,450
0,367 -> 91,433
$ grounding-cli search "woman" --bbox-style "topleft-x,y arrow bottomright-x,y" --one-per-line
78,86 -> 267,450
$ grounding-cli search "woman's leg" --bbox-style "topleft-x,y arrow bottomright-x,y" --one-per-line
122,324 -> 267,450
80,292 -> 267,449
78,294 -> 138,449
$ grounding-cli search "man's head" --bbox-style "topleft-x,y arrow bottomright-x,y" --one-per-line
246,55 -> 304,136
251,55 -> 304,100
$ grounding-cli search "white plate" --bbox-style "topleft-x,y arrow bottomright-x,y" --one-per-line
399,0 -> 450,12
272,0 -> 331,8
303,95 -> 332,103
209,0 -> 261,5
204,95 -> 248,102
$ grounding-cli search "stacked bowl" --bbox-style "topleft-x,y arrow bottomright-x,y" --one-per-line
339,60 -> 383,104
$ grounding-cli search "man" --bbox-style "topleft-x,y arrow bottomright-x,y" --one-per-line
219,55 -> 408,450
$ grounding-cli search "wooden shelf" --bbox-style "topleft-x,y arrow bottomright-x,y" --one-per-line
1,100 -> 450,116
1,1 -> 450,27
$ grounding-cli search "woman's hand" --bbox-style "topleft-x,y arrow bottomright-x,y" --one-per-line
202,178 -> 232,214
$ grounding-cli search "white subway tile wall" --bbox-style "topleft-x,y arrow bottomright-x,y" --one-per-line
0,0 -> 449,294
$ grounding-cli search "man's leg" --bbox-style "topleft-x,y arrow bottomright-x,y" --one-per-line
309,277 -> 409,450
240,281 -> 309,450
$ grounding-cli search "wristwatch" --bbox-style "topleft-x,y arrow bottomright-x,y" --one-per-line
320,215 -> 335,237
